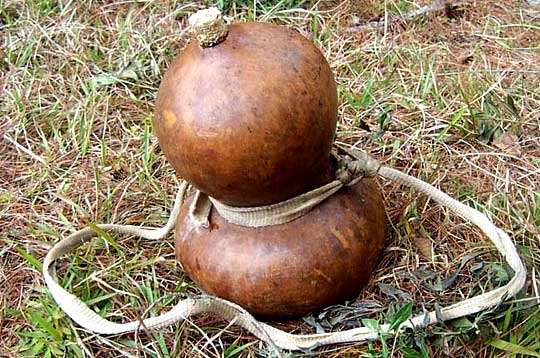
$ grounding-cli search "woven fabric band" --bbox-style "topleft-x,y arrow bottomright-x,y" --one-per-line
198,145 -> 381,228
41,145 -> 526,354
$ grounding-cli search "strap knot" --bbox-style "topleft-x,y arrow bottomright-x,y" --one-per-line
336,152 -> 381,186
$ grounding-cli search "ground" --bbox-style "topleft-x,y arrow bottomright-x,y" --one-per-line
1,0 -> 539,357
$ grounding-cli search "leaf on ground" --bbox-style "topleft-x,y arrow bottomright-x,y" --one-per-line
492,132 -> 521,156
389,302 -> 413,331
302,316 -> 326,334
118,68 -> 138,81
440,253 -> 480,290
308,301 -> 383,330
403,219 -> 434,260
425,253 -> 481,292
90,74 -> 119,88
361,318 -> 380,331
450,317 -> 474,330
412,235 -> 434,261
378,283 -> 412,301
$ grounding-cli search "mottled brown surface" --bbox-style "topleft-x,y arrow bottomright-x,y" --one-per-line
175,179 -> 386,319
155,22 -> 337,206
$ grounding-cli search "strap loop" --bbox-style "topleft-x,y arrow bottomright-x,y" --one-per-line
202,146 -> 382,228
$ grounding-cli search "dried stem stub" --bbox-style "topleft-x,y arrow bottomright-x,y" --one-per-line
189,7 -> 228,48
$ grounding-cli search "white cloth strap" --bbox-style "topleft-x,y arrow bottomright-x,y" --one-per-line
42,147 -> 526,352
196,145 -> 382,228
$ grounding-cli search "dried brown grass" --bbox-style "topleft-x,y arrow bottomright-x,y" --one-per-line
1,0 -> 539,357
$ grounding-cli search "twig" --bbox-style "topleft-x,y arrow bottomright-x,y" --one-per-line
346,0 -> 464,32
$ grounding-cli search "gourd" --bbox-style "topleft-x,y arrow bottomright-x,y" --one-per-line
155,9 -> 337,207
155,8 -> 387,319
175,179 -> 386,318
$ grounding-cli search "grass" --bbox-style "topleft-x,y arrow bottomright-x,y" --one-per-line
1,0 -> 539,357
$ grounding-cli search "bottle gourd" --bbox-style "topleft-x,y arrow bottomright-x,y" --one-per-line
155,8 -> 386,318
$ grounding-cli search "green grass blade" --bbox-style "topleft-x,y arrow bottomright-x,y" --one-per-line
16,247 -> 43,271
27,311 -> 62,341
488,339 -> 540,357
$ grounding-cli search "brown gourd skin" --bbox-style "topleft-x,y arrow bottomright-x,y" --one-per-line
155,22 -> 337,207
175,179 -> 386,319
